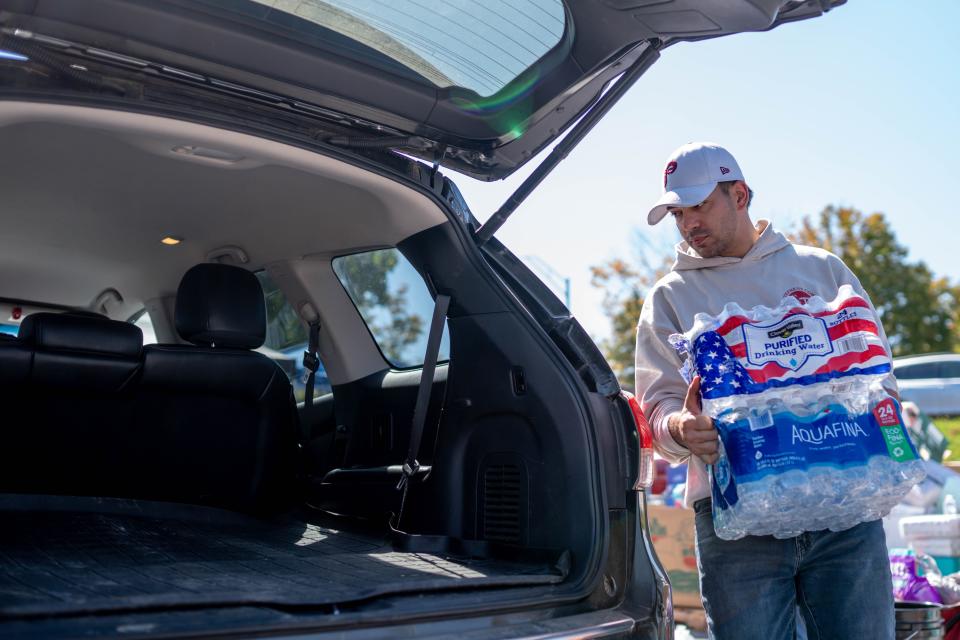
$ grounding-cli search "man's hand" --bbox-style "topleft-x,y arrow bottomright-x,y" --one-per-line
668,376 -> 720,465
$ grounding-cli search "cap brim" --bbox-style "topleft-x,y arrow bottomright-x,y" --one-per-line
647,182 -> 718,225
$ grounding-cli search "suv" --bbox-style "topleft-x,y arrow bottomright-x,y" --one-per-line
0,2 -> 841,638
893,353 -> 960,416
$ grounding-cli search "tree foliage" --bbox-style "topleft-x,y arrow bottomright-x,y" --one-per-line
792,206 -> 959,356
261,282 -> 309,350
590,248 -> 671,390
334,249 -> 424,365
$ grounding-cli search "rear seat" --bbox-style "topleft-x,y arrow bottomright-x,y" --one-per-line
0,311 -> 143,496
137,263 -> 300,512
0,265 -> 300,514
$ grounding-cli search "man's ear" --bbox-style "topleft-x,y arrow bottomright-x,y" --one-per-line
733,181 -> 749,211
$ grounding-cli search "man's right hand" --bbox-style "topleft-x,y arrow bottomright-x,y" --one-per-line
668,376 -> 720,465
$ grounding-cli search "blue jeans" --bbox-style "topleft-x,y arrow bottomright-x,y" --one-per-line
692,498 -> 895,640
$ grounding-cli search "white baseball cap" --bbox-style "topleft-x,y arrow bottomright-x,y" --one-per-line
647,142 -> 745,225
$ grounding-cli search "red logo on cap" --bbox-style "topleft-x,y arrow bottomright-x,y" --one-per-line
664,161 -> 678,187
720,166 -> 731,175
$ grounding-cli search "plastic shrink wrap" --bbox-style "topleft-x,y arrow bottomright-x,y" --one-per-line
671,285 -> 924,540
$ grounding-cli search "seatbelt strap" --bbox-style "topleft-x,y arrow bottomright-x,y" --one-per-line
302,319 -> 322,409
397,293 -> 450,492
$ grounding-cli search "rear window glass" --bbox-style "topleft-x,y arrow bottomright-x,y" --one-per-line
257,271 -> 331,401
940,361 -> 960,378
233,0 -> 566,97
333,248 -> 449,369
895,362 -> 941,380
132,310 -> 157,345
2,303 -> 82,336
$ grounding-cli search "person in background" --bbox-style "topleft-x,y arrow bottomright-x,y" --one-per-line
903,401 -> 949,463
904,402 -> 926,457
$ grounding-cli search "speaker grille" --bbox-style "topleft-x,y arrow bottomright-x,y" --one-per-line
482,463 -> 523,543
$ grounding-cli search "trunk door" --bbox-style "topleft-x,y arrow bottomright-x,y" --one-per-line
1,0 -> 844,179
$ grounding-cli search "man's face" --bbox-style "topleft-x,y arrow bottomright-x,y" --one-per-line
668,184 -> 742,258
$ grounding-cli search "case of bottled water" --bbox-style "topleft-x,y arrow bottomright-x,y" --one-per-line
671,285 -> 925,540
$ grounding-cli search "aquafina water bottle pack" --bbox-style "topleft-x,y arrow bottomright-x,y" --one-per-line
670,285 -> 924,540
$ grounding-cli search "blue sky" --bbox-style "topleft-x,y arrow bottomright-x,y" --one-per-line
455,1 -> 960,343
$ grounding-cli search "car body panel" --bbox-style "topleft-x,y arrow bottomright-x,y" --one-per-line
1,0 -> 845,179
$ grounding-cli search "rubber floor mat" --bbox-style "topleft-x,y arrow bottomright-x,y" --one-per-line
0,508 -> 566,618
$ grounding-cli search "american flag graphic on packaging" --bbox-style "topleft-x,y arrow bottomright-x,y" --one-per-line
691,285 -> 892,400
670,285 -> 924,541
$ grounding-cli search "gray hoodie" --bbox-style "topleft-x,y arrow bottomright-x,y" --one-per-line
634,220 -> 895,506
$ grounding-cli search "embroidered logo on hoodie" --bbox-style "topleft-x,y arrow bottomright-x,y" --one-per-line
784,287 -> 814,304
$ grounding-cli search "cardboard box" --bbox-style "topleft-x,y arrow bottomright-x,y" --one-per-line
674,606 -> 708,632
648,503 -> 703,609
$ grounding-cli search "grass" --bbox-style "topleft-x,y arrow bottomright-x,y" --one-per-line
937,416 -> 960,461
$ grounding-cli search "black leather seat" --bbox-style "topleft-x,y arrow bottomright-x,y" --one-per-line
0,312 -> 144,495
137,264 -> 300,513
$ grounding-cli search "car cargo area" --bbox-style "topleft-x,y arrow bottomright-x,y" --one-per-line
0,496 -> 567,621
0,99 -> 615,637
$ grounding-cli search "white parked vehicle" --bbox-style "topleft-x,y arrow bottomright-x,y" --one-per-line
894,354 -> 960,416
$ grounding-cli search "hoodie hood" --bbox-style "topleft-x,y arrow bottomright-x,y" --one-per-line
673,219 -> 790,271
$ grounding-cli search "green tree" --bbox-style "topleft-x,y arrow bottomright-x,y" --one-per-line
334,249 -> 424,364
792,206 -> 959,356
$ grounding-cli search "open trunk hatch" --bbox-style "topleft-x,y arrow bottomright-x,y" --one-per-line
1,0 -> 844,179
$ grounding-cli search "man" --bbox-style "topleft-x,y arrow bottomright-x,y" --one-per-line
635,142 -> 896,639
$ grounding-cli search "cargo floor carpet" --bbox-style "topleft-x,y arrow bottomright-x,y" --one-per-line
0,498 -> 566,618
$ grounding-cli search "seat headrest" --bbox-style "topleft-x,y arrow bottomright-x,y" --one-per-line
175,264 -> 266,349
18,312 -> 143,358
